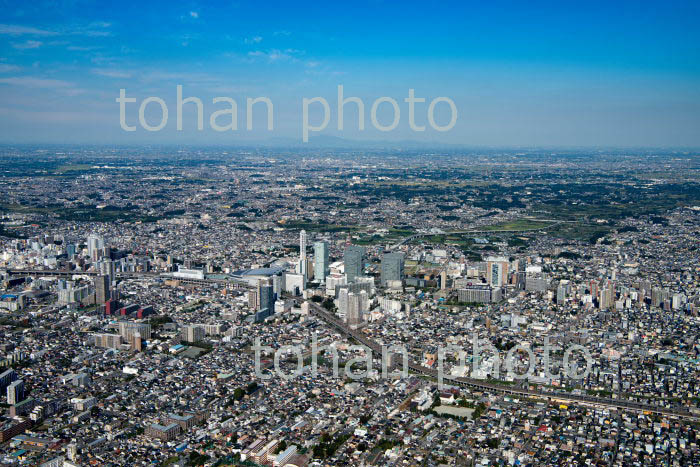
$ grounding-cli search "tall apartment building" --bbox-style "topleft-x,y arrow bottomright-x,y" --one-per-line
92,333 -> 121,349
557,280 -> 570,305
248,288 -> 259,310
118,321 -> 152,341
7,380 -> 24,405
346,291 -> 368,328
182,325 -> 205,343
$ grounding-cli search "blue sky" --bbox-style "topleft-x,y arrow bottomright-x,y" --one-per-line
0,0 -> 699,147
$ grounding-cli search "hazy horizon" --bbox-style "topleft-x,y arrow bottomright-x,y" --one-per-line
1,0 -> 699,147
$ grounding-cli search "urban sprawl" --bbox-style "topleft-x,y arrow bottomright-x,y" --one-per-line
0,147 -> 698,466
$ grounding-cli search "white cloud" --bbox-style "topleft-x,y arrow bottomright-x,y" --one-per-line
0,76 -> 85,96
0,22 -> 112,39
67,45 -> 98,51
0,76 -> 72,88
12,40 -> 42,49
0,24 -> 57,36
0,106 -> 111,124
80,30 -> 111,37
139,70 -> 219,85
245,35 -> 263,44
248,48 -> 302,62
92,68 -> 132,79
74,21 -> 112,37
0,64 -> 21,73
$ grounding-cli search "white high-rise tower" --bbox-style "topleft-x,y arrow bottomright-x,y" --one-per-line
300,230 -> 307,260
87,233 -> 105,259
299,230 -> 308,278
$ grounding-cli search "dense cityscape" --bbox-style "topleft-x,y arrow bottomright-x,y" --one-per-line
0,147 -> 697,466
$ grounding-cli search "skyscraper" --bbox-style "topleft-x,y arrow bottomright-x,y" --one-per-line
87,234 -> 105,260
95,275 -> 110,304
344,246 -> 364,283
381,252 -> 405,286
599,287 -> 614,310
299,230 -> 307,261
258,278 -> 275,313
314,241 -> 329,282
299,230 -> 308,277
486,256 -> 509,288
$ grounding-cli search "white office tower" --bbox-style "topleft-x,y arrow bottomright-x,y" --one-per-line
87,234 -> 105,260
671,293 -> 685,309
299,230 -> 308,278
97,258 -> 115,279
299,230 -> 308,260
